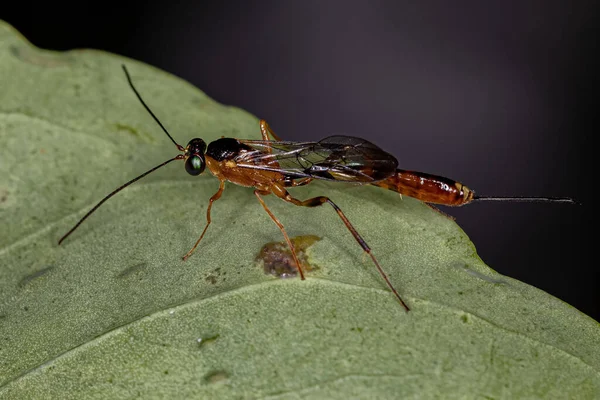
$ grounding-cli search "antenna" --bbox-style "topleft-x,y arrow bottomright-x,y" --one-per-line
58,155 -> 183,245
58,65 -> 188,245
121,64 -> 184,152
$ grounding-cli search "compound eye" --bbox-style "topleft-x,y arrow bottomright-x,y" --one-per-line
185,155 -> 205,176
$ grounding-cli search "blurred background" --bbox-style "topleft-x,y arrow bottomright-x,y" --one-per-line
2,1 -> 596,320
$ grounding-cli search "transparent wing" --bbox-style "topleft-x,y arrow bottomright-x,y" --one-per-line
237,135 -> 398,183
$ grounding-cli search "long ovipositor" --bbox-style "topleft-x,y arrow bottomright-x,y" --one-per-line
372,169 -> 577,206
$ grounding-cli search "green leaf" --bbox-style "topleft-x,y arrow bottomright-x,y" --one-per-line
0,20 -> 598,399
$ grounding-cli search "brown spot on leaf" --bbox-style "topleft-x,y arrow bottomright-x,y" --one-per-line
196,334 -> 220,349
203,370 -> 229,384
0,188 -> 8,204
117,263 -> 148,279
18,265 -> 54,288
114,123 -> 139,137
256,235 -> 321,278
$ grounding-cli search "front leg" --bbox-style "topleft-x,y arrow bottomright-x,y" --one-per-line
182,179 -> 226,261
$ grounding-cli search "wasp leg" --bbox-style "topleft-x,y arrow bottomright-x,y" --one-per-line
425,203 -> 456,221
270,184 -> 410,312
259,119 -> 283,141
254,189 -> 306,280
182,179 -> 226,261
284,177 -> 313,187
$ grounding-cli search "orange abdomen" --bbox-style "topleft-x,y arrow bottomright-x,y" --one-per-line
373,169 -> 474,206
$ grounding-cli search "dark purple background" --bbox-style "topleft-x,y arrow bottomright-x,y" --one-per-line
2,1 -> 596,320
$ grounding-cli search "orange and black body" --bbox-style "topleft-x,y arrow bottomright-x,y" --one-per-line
372,169 -> 475,206
58,65 -> 577,314
230,134 -> 476,208
204,138 -> 284,190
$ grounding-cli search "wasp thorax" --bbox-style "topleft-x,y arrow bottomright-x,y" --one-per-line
206,138 -> 252,161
